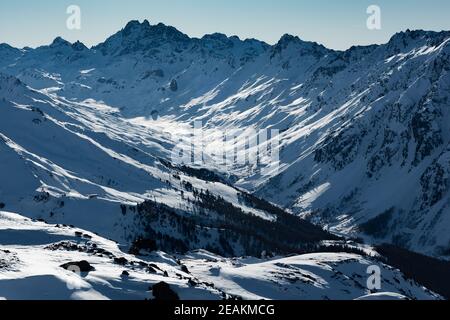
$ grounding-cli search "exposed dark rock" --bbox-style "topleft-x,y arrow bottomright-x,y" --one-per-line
169,79 -> 178,92
60,260 -> 95,273
129,237 -> 158,255
188,279 -> 197,287
147,266 -> 157,274
45,241 -> 81,252
114,257 -> 129,265
180,265 -> 190,274
151,282 -> 179,301
142,69 -> 165,79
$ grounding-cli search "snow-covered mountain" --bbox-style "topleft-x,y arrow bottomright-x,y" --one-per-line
1,20 -> 450,299
0,72 -> 334,258
3,22 -> 448,258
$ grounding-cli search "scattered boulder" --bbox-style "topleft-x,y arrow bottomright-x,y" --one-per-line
60,260 -> 95,273
147,266 -> 157,274
169,79 -> 178,92
114,257 -> 129,265
151,282 -> 179,301
45,241 -> 81,252
121,270 -> 130,277
142,69 -> 165,79
34,192 -> 50,202
188,279 -> 197,287
180,265 -> 190,274
151,110 -> 159,120
149,263 -> 162,271
0,203 -> 5,209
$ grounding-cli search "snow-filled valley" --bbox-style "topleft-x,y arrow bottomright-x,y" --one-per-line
1,20 -> 450,300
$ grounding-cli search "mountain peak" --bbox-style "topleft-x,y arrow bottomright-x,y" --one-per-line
50,37 -> 71,47
94,20 -> 191,55
271,33 -> 330,59
200,33 -> 235,49
126,19 -> 150,27
202,33 -> 232,41
0,43 -> 15,50
278,33 -> 301,44
120,20 -> 187,40
387,29 -> 450,49
275,34 -> 326,48
72,40 -> 88,51
122,19 -> 151,36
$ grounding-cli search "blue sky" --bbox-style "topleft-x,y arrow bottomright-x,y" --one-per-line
1,0 -> 450,50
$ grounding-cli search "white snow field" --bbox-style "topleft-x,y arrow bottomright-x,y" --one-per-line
0,211 -> 439,300
0,211 -> 222,300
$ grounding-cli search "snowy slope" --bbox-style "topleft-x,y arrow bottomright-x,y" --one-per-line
181,250 -> 440,300
0,211 -> 225,300
0,211 -> 439,300
0,72 -> 333,259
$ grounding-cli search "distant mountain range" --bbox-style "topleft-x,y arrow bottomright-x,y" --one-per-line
1,20 -> 449,300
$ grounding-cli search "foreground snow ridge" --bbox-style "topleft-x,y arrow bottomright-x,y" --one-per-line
0,211 -> 439,300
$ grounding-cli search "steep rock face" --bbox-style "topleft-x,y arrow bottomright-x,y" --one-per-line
256,32 -> 450,257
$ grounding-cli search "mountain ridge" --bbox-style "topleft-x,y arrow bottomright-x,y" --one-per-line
1,21 -> 450,259
4,21 -> 449,54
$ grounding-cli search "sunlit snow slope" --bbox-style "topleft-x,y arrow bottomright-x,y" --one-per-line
0,72 -> 333,258
0,211 -> 439,300
1,22 -> 449,257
